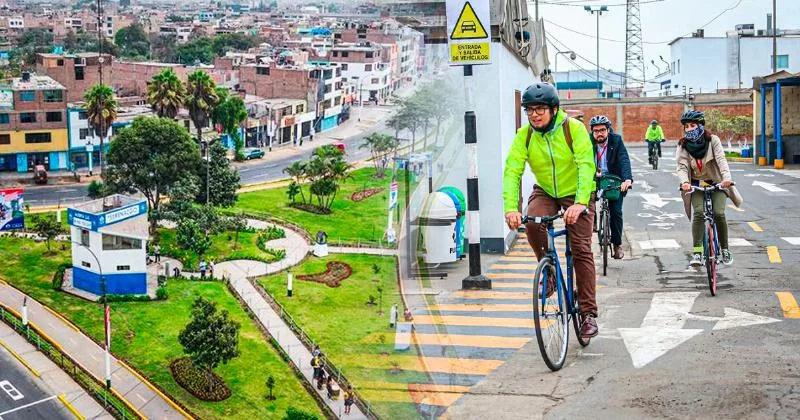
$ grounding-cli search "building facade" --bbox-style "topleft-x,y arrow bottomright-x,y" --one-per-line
329,43 -> 390,103
36,53 -> 114,103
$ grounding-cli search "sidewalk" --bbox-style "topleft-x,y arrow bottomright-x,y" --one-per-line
0,283 -> 188,419
0,322 -> 112,420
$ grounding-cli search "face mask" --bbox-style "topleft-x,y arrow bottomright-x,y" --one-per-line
684,125 -> 705,143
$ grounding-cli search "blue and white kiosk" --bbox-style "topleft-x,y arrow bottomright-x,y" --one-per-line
68,195 -> 149,296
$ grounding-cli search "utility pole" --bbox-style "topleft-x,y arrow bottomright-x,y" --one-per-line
772,0 -> 778,73
96,0 -> 105,174
535,0 -> 539,21
585,5 -> 609,98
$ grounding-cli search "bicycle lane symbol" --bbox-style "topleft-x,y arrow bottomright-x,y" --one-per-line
0,380 -> 24,401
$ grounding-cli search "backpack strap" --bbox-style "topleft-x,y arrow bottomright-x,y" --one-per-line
525,117 -> 574,152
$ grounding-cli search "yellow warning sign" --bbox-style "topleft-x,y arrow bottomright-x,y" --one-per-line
450,42 -> 490,63
450,1 -> 488,40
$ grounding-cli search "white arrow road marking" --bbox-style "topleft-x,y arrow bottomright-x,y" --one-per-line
620,292 -> 782,368
640,193 -> 683,209
744,173 -> 774,177
728,238 -> 754,247
638,239 -> 681,250
638,180 -> 654,192
752,180 -> 789,192
781,237 -> 800,246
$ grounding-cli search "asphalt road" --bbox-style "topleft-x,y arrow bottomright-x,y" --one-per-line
0,350 -> 69,420
23,110 -> 393,208
417,143 -> 800,419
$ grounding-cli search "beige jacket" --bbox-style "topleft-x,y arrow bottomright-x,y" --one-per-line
676,134 -> 744,218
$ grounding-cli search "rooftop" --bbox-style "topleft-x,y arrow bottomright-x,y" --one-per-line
0,74 -> 65,91
72,194 -> 142,215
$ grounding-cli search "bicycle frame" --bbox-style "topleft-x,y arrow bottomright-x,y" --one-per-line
539,221 -> 577,315
700,189 -> 721,263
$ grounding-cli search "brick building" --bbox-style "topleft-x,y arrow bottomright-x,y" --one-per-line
110,62 -> 235,97
36,53 -> 114,103
0,74 -> 69,172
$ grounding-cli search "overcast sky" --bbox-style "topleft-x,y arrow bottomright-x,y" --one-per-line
535,0 -> 800,80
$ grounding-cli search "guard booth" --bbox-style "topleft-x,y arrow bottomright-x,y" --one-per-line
68,195 -> 149,296
418,191 -> 459,264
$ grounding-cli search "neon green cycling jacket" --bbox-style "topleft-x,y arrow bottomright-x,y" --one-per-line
646,125 -> 664,142
503,109 -> 596,213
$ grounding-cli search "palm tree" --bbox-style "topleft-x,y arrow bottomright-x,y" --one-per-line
84,84 -> 118,173
147,68 -> 186,119
185,70 -> 219,142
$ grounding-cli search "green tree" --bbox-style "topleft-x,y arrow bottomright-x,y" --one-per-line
176,219 -> 212,257
176,37 -> 214,65
31,215 -> 62,253
178,297 -> 241,388
83,84 -> 118,172
185,70 -> 220,142
286,182 -> 301,204
147,68 -> 186,119
151,35 -> 178,62
198,141 -> 240,207
212,88 -> 248,159
103,116 -> 202,233
304,145 -> 352,211
265,376 -> 276,400
427,77 -> 458,149
283,161 -> 308,205
283,407 -> 320,420
114,23 -> 150,58
360,133 -> 397,177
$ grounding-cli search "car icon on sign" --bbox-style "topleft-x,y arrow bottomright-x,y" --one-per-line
461,20 -> 477,33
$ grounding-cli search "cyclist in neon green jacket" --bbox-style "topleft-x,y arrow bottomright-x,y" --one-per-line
503,82 -> 599,339
646,120 -> 665,164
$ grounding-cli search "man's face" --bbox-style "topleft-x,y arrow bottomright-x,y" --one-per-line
525,104 -> 554,129
592,125 -> 609,144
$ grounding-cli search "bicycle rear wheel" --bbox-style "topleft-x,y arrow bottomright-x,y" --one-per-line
572,282 -> 591,347
532,257 -> 569,371
652,152 -> 659,170
705,222 -> 717,296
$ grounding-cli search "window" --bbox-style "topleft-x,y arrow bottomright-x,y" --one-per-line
341,63 -> 348,71
365,64 -> 372,71
116,265 -> 130,271
0,134 -> 9,145
677,59 -> 680,74
102,234 -> 142,251
256,66 -> 270,75
323,69 -> 332,79
81,261 -> 91,268
79,128 -> 89,139
366,51 -> 374,59
773,55 -> 789,69
332,51 -> 338,57
43,90 -> 63,103
19,91 -> 35,102
25,133 -> 51,143
341,51 -> 349,58
46,111 -> 62,122
371,78 -> 379,84
324,85 -> 331,93
0,114 -> 8,124
81,229 -> 90,246
334,97 -> 341,106
20,112 -> 36,123
295,104 -> 304,113
74,66 -> 84,80
57,59 -> 64,66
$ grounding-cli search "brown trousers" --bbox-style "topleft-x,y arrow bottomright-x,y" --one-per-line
524,186 -> 598,316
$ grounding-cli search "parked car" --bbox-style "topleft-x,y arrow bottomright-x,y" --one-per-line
33,165 -> 47,184
242,148 -> 265,160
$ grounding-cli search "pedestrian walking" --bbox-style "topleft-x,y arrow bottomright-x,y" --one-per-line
312,345 -> 321,358
344,387 -> 354,414
154,244 -> 161,262
326,376 -> 334,399
199,260 -> 207,279
209,260 -> 215,278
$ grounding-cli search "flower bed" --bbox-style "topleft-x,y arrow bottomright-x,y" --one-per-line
296,262 -> 352,287
170,357 -> 232,402
350,187 -> 385,202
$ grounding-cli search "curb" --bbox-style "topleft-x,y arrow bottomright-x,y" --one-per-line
0,338 -> 41,377
726,157 -> 754,163
58,394 -> 85,420
118,360 -> 195,420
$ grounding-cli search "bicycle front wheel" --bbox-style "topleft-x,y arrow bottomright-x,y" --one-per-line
705,222 -> 717,296
652,153 -> 659,170
533,257 -> 569,371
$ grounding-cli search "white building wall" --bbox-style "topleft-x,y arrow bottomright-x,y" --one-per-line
336,62 -> 391,99
70,226 -> 146,277
67,108 -> 111,150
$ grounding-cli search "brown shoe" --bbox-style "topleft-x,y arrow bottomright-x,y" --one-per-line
613,246 -> 624,259
580,315 -> 599,338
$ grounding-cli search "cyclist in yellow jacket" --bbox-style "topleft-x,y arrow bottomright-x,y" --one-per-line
503,82 -> 599,339
646,119 -> 665,164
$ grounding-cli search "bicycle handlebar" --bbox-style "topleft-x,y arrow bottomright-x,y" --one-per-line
521,209 -> 590,225
679,182 -> 735,192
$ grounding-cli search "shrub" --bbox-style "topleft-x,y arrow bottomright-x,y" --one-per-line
283,407 -> 320,420
156,286 -> 168,300
87,180 -> 107,199
170,357 -> 232,401
52,263 -> 71,290
100,294 -> 151,303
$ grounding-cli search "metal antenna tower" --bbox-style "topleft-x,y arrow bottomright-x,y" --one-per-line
624,0 -> 646,96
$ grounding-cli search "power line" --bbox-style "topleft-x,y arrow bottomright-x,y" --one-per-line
532,0 -> 665,7
545,19 -> 665,45
643,0 -> 746,43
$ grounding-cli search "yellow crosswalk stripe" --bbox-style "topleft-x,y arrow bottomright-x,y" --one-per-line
349,355 -> 504,375
507,251 -> 535,257
413,314 -> 538,328
489,263 -> 537,270
767,246 -> 782,263
413,333 -> 530,349
499,256 -> 535,262
748,222 -> 763,232
486,272 -> 530,279
433,303 -> 533,312
491,282 -> 533,289
450,290 -> 532,300
776,292 -> 800,318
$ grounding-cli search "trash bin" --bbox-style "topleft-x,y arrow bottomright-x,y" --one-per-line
418,192 -> 458,264
313,230 -> 329,257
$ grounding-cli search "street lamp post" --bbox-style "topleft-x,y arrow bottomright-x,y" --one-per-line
554,51 -> 576,95
74,241 -> 111,390
201,140 -> 210,206
585,5 -> 609,98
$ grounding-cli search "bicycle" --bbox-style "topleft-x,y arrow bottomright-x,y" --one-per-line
683,181 -> 734,296
520,211 -> 590,371
596,175 -> 629,276
648,139 -> 666,170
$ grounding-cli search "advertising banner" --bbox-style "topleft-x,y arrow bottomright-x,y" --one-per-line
0,188 -> 25,231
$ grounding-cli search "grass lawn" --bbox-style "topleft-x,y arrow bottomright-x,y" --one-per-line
235,167 -> 416,247
157,228 -> 283,269
259,254 -> 428,420
0,236 -> 322,420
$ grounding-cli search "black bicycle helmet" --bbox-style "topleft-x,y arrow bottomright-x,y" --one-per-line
651,120 -> 658,125
589,115 -> 611,128
680,110 -> 705,125
521,83 -> 559,107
